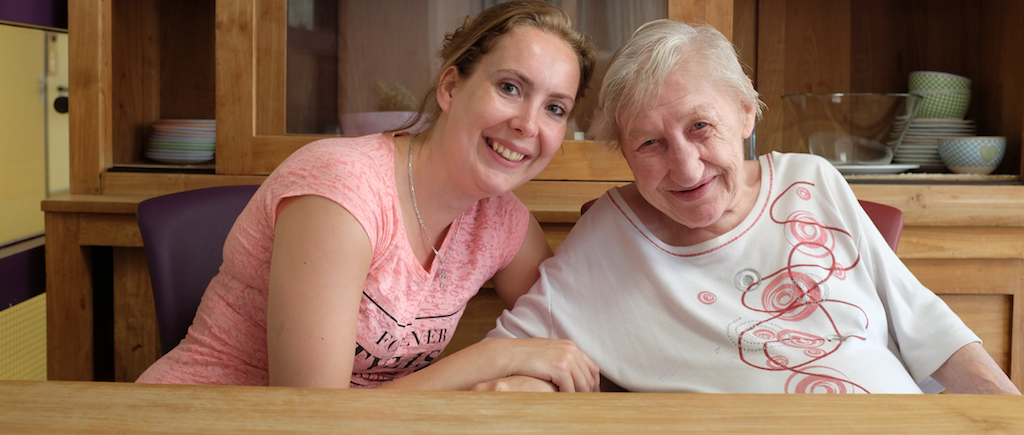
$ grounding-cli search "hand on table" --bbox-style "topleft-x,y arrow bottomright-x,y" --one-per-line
472,376 -> 558,392
494,338 -> 600,392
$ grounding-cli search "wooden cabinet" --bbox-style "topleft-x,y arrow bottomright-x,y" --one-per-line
50,0 -> 1023,392
749,0 -> 1024,176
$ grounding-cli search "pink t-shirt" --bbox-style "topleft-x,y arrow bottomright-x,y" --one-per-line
136,134 -> 530,387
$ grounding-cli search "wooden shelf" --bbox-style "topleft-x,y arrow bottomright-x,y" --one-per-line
111,162 -> 215,173
845,173 -> 1021,183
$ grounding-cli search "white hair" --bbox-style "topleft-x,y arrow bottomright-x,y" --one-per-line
588,19 -> 764,147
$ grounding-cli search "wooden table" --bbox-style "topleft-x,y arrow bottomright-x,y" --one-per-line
2,381 -> 1022,433
43,183 -> 1024,393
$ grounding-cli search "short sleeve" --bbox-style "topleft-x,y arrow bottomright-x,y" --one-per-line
258,136 -> 397,255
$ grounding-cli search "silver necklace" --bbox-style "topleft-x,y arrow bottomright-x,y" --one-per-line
408,134 -> 463,288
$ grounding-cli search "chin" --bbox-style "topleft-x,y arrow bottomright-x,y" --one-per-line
674,205 -> 726,229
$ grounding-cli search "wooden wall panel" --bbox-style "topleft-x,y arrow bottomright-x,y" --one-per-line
158,0 -> 216,120
45,213 -> 94,380
78,214 -> 143,248
111,0 -> 159,165
256,0 -> 288,136
533,142 -> 633,182
670,0 -> 734,40
214,0 -> 256,175
905,259 -> 1023,296
936,294 -> 1012,374
898,227 -> 1024,260
732,0 -> 758,82
752,0 -> 785,156
513,181 -> 629,223
850,184 -> 1024,227
540,223 -> 574,253
100,172 -> 267,196
979,0 -> 1024,174
112,247 -> 161,382
757,0 -> 852,155
68,0 -> 112,194
435,288 -> 507,362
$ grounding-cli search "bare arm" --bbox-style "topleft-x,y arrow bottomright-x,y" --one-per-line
382,337 -> 599,391
490,214 -> 553,309
268,195 -> 370,388
930,342 -> 1021,395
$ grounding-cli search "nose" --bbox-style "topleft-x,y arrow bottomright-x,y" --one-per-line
666,137 -> 704,186
510,105 -> 539,138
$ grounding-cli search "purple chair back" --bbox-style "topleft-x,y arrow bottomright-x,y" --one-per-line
136,185 -> 260,354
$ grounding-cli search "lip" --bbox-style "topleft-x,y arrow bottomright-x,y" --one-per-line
669,176 -> 716,201
485,136 -> 531,167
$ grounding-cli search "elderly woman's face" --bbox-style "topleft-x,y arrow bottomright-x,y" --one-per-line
618,63 -> 756,232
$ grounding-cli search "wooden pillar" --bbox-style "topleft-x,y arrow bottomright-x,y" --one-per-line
68,0 -> 113,195
112,247 -> 161,382
45,212 -> 94,380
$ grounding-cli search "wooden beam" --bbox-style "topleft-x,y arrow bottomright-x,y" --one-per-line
68,0 -> 113,194
45,212 -> 94,380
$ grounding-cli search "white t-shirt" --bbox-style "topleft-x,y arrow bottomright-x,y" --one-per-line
488,152 -> 979,393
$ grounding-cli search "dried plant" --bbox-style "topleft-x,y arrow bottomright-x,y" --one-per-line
372,81 -> 417,112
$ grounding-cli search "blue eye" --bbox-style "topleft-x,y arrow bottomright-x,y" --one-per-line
640,139 -> 657,147
547,104 -> 566,117
694,122 -> 708,130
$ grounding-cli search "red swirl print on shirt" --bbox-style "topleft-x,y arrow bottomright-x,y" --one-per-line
731,182 -> 870,393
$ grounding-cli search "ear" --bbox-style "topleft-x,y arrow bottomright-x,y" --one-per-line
436,66 -> 460,114
740,101 -> 757,140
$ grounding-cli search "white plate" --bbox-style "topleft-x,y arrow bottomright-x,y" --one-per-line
910,118 -> 974,124
895,149 -> 939,155
146,150 -> 214,156
146,155 -> 214,165
833,164 -> 920,175
894,159 -> 942,164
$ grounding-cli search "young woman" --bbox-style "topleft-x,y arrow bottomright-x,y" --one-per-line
136,0 -> 599,392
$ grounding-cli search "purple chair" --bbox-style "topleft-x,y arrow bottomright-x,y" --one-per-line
580,198 -> 904,253
136,184 -> 260,354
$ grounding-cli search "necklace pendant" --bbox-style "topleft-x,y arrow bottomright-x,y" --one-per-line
438,268 -> 447,288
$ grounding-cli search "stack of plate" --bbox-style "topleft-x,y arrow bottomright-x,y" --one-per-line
893,118 -> 976,172
146,119 -> 216,164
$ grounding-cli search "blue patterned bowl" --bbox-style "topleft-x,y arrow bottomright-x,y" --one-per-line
937,136 -> 1006,174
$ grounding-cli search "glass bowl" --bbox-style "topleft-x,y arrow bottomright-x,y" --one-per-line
782,93 -> 923,165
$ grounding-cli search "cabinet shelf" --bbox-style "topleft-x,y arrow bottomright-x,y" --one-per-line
109,162 -> 215,174
845,173 -> 1021,184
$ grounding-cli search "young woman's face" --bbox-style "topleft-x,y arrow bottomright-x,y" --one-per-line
618,62 -> 757,233
438,26 -> 580,197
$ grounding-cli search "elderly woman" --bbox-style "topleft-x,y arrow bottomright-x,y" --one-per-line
482,19 -> 1020,394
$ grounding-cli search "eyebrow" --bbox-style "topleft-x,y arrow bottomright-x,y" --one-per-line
499,68 -> 575,102
624,103 -> 720,140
